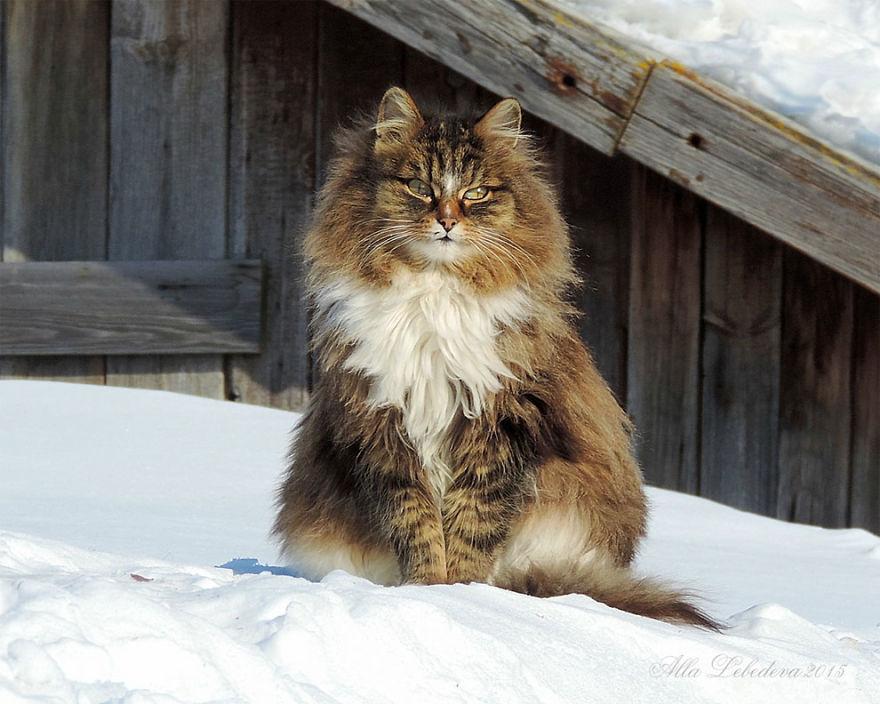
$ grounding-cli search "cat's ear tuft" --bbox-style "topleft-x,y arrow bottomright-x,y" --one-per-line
475,98 -> 523,147
375,87 -> 423,145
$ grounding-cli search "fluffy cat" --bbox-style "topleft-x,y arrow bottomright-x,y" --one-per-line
274,87 -> 717,629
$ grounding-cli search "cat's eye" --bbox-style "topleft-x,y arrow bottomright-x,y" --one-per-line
463,186 -> 489,201
406,179 -> 432,198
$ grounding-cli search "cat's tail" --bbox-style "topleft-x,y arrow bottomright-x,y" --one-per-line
494,560 -> 722,630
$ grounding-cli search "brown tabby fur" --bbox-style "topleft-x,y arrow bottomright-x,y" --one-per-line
274,88 -> 719,629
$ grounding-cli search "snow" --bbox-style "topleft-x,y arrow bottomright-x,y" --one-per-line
1,380 -> 879,703
559,0 -> 880,167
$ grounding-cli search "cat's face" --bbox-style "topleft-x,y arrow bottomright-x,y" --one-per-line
369,90 -> 525,267
310,88 -> 569,293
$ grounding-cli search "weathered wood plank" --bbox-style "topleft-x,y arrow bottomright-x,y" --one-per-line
403,45 -> 489,114
777,251 -> 853,527
619,64 -> 880,295
0,260 -> 262,355
849,287 -> 880,533
227,0 -> 317,411
559,137 -> 631,401
700,207 -> 782,515
107,0 -> 229,398
627,165 -> 702,492
317,3 -> 404,188
326,0 -> 653,155
0,0 -> 108,384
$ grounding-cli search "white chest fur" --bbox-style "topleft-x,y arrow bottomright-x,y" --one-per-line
316,270 -> 531,498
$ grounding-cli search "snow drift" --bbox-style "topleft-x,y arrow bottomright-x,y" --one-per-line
1,381 -> 878,703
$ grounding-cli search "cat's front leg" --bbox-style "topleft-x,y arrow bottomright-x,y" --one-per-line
378,479 -> 448,584
442,459 -> 534,584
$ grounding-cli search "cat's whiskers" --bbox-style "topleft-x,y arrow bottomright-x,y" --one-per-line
470,228 -> 535,289
473,226 -> 540,273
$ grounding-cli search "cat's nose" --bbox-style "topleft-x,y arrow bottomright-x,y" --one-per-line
438,216 -> 458,232
437,200 -> 461,232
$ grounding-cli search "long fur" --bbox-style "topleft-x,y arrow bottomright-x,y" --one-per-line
495,560 -> 719,630
273,88 -> 720,630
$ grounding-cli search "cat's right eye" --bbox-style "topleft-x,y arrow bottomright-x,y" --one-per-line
406,179 -> 432,199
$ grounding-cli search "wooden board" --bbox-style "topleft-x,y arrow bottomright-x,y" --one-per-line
626,165 -> 702,492
226,0 -> 317,411
849,287 -> 880,533
316,3 -> 404,187
0,0 -> 108,384
700,207 -> 782,515
0,260 -> 262,355
559,137 -> 631,401
107,0 -> 229,398
403,44 -> 490,115
326,0 -> 652,156
619,64 -> 880,296
777,251 -> 853,527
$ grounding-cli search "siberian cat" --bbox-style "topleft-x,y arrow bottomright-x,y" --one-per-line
274,88 -> 717,628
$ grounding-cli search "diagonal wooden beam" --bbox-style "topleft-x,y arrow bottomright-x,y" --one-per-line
326,0 -> 653,155
619,64 -> 880,295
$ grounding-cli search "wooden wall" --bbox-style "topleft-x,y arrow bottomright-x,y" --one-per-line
1,0 -> 877,532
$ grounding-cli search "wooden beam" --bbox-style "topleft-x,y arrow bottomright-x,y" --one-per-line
227,0 -> 317,411
627,166 -> 702,493
777,251 -> 853,527
700,208 -> 782,515
849,287 -> 880,533
619,64 -> 880,295
0,261 -> 263,355
325,0 -> 652,155
559,136 -> 631,402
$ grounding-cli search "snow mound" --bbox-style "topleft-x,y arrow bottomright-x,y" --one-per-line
2,531 -> 879,704
1,381 -> 879,703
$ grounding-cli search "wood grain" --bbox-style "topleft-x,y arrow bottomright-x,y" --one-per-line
558,137 -> 631,402
700,207 -> 782,515
316,3 -> 404,188
777,251 -> 853,527
0,260 -> 262,355
619,64 -> 880,295
226,0 -> 317,411
627,165 -> 702,492
849,287 -> 880,533
403,45 -> 491,114
107,0 -> 229,398
0,0 -> 108,384
326,0 -> 652,155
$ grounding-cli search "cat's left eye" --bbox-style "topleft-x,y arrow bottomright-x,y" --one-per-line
407,179 -> 432,198
463,186 -> 489,201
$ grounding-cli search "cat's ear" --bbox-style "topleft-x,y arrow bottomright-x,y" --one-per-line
375,87 -> 423,145
475,98 -> 523,147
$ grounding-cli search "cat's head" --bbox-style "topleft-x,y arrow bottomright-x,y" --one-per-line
308,87 -> 572,293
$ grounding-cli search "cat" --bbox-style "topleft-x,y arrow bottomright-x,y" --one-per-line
273,87 -> 718,629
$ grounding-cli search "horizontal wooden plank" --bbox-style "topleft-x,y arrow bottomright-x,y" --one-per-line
619,63 -> 880,295
0,260 -> 263,355
325,0 -> 653,155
